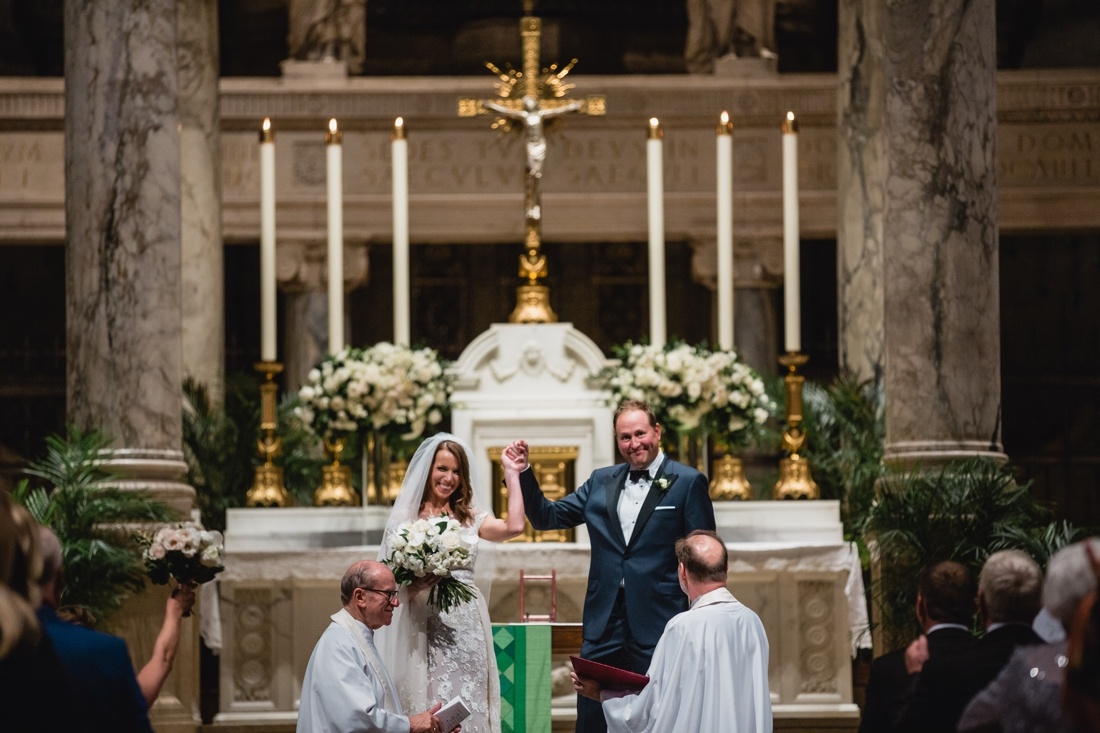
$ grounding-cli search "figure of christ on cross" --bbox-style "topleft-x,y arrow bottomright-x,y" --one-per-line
482,95 -> 584,264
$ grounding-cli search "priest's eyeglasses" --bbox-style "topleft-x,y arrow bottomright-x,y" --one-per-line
360,587 -> 400,602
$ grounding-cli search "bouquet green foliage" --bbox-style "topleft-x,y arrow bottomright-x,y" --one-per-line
382,514 -> 476,612
596,340 -> 774,448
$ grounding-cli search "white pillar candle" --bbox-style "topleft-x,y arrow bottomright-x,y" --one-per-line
647,118 -> 666,348
392,117 -> 410,346
326,118 -> 344,354
716,111 -> 734,351
259,117 -> 277,362
782,111 -> 801,353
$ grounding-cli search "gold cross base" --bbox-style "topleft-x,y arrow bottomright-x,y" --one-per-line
508,284 -> 557,324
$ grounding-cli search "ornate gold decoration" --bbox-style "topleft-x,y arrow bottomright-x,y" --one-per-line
508,284 -> 558,323
314,435 -> 359,506
773,352 -> 821,499
246,362 -> 291,507
457,6 -> 605,323
489,445 -> 577,543
709,454 -> 753,500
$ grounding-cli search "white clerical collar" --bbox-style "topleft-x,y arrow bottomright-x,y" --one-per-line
926,622 -> 969,634
690,586 -> 735,610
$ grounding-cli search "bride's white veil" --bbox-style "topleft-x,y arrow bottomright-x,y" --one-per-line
374,432 -> 498,712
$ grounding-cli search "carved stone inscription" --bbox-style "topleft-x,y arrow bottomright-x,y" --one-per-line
1000,124 -> 1098,185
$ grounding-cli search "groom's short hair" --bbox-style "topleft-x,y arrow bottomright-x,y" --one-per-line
613,399 -> 658,429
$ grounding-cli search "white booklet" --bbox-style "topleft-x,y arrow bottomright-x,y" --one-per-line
437,695 -> 471,733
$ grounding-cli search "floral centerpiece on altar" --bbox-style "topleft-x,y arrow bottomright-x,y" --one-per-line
295,346 -> 373,442
356,342 -> 452,452
294,343 -> 452,448
595,340 -> 774,450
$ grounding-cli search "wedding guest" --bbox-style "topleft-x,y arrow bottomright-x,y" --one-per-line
898,549 -> 1043,733
376,434 -> 527,733
35,525 -> 154,733
959,537 -> 1099,733
0,494 -> 80,732
571,530 -> 772,733
298,559 -> 444,733
518,399 -> 716,733
859,560 -> 978,733
137,582 -> 197,706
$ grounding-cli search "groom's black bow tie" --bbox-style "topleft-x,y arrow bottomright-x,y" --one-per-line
628,469 -> 650,482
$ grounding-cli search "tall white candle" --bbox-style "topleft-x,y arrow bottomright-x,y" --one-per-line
259,118 -> 277,362
647,118 -> 666,348
782,111 -> 801,353
716,111 -> 734,351
392,117 -> 410,346
326,118 -> 344,353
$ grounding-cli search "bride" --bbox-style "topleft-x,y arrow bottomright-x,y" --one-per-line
376,433 -> 528,733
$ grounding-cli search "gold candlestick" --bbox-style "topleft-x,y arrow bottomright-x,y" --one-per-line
246,362 -> 292,507
314,434 -> 359,506
772,352 -> 820,500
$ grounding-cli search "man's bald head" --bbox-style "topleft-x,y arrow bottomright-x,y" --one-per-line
340,560 -> 390,606
675,530 -> 728,584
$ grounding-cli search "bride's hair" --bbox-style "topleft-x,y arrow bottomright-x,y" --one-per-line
419,440 -> 474,525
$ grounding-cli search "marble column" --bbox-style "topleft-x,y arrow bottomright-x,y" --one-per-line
64,0 -> 194,514
836,0 -> 885,387
880,0 -> 1006,468
179,0 -> 224,400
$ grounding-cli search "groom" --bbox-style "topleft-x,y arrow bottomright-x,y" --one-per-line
517,399 -> 716,733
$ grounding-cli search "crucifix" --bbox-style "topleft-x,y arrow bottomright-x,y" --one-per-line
459,1 -> 605,323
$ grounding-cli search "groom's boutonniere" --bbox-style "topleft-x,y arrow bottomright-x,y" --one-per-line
655,476 -> 677,493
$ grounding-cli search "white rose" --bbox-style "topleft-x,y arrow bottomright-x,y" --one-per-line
439,531 -> 460,550
200,544 -> 221,567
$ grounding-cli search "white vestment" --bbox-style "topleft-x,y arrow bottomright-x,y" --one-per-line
601,587 -> 773,733
297,609 -> 410,733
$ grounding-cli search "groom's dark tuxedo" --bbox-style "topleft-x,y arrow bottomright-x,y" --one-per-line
521,453 -> 715,731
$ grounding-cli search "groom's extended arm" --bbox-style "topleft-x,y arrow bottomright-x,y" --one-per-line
519,468 -> 588,530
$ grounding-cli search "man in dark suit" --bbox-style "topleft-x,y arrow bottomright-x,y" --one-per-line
858,560 -> 978,733
35,526 -> 154,733
897,549 -> 1044,733
517,399 -> 716,733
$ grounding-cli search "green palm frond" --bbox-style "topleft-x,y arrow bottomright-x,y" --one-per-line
11,427 -> 175,627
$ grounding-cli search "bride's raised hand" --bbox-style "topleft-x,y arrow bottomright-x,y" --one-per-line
501,441 -> 528,473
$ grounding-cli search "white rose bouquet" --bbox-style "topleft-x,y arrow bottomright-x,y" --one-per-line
382,514 -> 476,612
142,521 -> 224,587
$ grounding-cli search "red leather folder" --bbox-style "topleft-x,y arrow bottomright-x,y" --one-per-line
570,655 -> 650,691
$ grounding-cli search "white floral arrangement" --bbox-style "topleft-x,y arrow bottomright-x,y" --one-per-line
295,344 -> 451,446
382,514 -> 476,612
358,342 -> 451,447
142,521 -> 224,586
597,340 -> 775,449
295,346 -> 373,440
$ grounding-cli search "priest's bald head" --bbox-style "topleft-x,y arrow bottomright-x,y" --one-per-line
340,560 -> 400,630
675,530 -> 728,603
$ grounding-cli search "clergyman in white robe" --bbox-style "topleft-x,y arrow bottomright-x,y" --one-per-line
600,586 -> 772,733
298,608 -> 411,733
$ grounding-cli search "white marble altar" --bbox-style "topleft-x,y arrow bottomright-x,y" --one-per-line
216,502 -> 866,725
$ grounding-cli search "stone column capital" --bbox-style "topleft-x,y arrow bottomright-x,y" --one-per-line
276,239 -> 370,292
688,235 -> 784,289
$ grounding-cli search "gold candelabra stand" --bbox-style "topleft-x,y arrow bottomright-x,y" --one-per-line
772,352 -> 821,500
314,434 -> 360,506
245,362 -> 292,507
